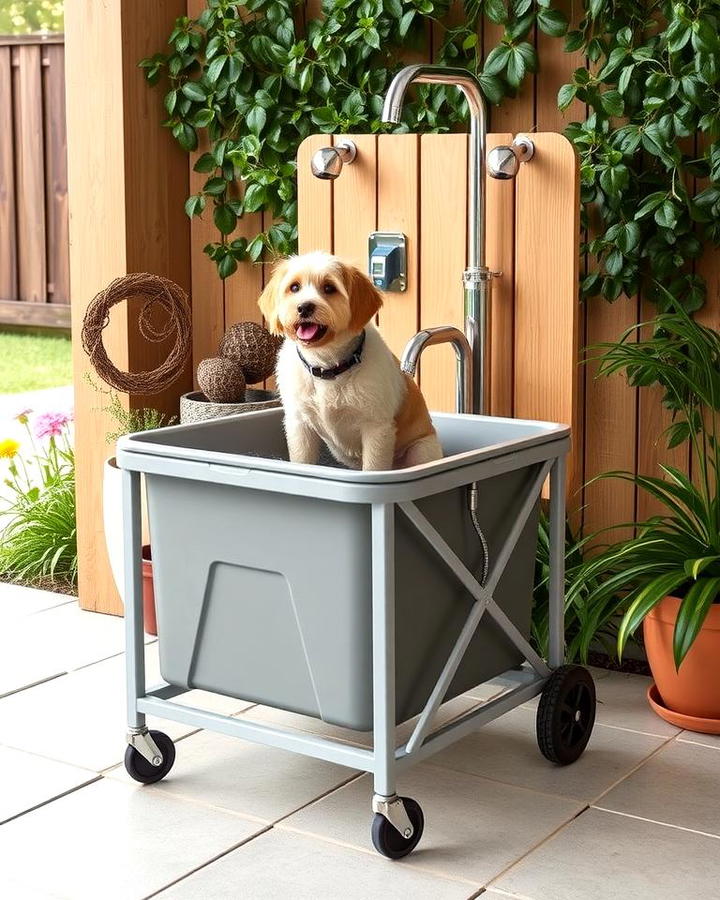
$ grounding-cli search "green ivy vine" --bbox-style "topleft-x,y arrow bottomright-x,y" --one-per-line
560,1 -> 720,310
140,0 -> 566,277
142,0 -> 720,317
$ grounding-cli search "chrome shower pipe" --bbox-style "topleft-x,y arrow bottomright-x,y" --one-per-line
382,65 -> 492,414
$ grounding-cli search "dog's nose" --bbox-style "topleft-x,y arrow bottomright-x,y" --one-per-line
297,302 -> 315,318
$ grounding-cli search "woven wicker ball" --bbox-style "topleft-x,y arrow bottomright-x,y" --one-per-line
197,357 -> 246,404
219,321 -> 282,385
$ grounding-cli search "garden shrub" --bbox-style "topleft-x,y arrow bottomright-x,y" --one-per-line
0,411 -> 77,590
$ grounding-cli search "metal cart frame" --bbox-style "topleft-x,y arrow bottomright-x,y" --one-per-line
120,431 -> 567,841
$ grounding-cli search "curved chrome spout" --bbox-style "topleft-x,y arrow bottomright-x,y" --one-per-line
382,65 -> 487,270
401,326 -> 472,415
383,65 -> 491,413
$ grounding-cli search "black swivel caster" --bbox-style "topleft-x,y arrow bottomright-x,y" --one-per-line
371,796 -> 424,860
536,665 -> 596,765
124,730 -> 176,784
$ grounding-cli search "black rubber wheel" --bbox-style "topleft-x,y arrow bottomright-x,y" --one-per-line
124,730 -> 176,784
371,797 -> 424,860
536,665 -> 596,765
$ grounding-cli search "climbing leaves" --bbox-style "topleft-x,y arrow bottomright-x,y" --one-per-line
143,0 -> 572,278
143,0 -> 720,318
559,2 -> 720,309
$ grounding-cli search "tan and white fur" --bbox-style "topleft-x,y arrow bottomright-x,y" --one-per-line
259,251 -> 443,471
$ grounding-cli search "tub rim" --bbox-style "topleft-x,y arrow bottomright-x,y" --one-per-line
117,408 -> 569,485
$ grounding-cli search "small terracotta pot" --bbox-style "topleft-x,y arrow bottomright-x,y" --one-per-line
141,545 -> 158,637
644,594 -> 720,722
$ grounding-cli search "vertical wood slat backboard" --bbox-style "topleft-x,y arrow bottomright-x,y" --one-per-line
295,132 -> 581,492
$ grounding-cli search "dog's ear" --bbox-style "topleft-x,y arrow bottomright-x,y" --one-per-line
258,260 -> 288,335
343,263 -> 383,332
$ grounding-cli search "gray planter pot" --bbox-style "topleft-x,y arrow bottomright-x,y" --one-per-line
180,389 -> 281,424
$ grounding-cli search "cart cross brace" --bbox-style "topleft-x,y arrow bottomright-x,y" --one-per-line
397,458 -> 553,755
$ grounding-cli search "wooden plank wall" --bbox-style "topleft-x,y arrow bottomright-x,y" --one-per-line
174,0 -> 720,548
0,35 -> 69,328
188,0 -> 264,381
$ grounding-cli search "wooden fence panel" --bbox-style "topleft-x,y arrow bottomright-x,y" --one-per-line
12,42 -> 47,305
694,225 -> 720,496
534,0 -> 587,521
636,299 -> 691,521
0,35 -> 69,327
0,45 -> 17,303
122,0 -> 192,417
224,209 -> 265,329
583,295 -> 639,542
42,42 -> 69,305
186,0 -> 224,378
188,128 -> 225,381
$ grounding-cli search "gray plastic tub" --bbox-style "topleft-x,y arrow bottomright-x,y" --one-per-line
118,409 -> 569,731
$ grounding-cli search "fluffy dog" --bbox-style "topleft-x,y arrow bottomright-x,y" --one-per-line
258,252 -> 443,471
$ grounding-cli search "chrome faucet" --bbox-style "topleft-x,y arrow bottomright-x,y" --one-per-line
401,326 -> 472,415
382,65 -> 492,415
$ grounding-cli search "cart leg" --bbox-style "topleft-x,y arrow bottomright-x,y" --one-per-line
122,468 -> 146,732
548,454 -> 566,670
121,471 -> 176,779
371,502 -> 396,802
369,503 -> 423,856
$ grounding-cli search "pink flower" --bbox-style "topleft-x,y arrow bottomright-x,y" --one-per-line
14,408 -> 32,425
34,412 -> 71,439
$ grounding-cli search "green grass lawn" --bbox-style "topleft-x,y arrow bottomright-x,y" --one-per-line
0,330 -> 72,393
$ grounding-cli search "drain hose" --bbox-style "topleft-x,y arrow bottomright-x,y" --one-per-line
468,483 -> 490,587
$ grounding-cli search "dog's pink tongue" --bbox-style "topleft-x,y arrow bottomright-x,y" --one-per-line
297,323 -> 320,341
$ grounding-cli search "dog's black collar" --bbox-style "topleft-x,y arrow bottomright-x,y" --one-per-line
297,330 -> 366,380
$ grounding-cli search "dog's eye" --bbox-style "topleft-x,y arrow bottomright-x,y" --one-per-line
288,282 -> 300,293
322,282 -> 337,295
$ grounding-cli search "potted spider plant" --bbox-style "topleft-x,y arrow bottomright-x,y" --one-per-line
580,300 -> 720,731
533,509 -> 624,665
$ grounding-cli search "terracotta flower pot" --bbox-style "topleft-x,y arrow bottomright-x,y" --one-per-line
142,545 -> 158,637
644,594 -> 720,724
